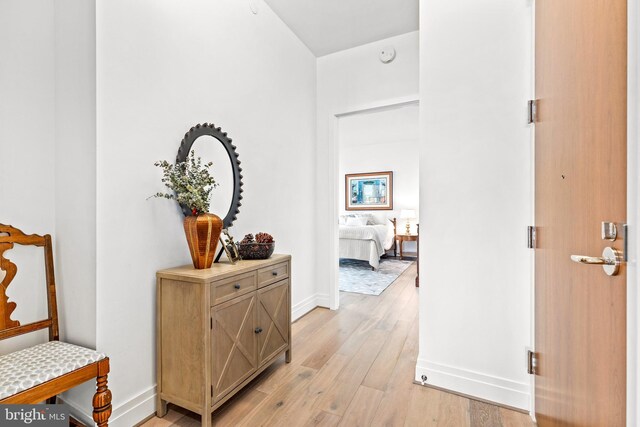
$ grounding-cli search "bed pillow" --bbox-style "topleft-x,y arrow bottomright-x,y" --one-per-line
354,213 -> 378,225
345,217 -> 368,226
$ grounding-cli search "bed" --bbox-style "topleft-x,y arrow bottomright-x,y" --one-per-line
339,215 -> 396,269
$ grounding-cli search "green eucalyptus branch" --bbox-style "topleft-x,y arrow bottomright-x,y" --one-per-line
150,151 -> 218,216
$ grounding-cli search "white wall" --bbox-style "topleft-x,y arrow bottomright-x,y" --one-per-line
317,31 -> 419,307
0,4 -> 98,415
418,0 -> 533,411
0,0 -> 56,353
0,0 -> 98,412
95,0 -> 317,424
338,105 -> 419,251
54,0 -> 97,350
54,0 -> 98,410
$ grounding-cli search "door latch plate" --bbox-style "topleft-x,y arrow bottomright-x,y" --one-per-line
601,221 -> 617,241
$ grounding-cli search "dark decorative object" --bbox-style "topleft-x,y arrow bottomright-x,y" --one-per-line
176,123 -> 244,229
238,244 -> 275,260
240,233 -> 255,244
238,232 -> 275,260
255,232 -> 274,243
219,229 -> 240,264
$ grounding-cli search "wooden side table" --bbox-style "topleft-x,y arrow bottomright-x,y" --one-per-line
396,233 -> 418,260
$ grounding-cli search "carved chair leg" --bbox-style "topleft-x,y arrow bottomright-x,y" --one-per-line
92,359 -> 112,427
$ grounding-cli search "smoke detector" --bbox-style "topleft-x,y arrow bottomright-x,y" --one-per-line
379,46 -> 396,64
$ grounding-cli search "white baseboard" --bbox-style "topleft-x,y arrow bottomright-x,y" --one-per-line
292,294 -> 319,321
315,293 -> 331,308
415,359 -> 530,411
292,292 -> 332,321
109,386 -> 156,427
63,386 -> 157,427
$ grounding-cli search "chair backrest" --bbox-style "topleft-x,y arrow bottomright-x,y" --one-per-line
0,224 -> 59,341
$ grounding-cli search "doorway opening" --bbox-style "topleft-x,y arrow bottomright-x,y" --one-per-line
332,99 -> 419,307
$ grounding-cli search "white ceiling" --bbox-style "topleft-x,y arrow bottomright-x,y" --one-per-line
263,0 -> 419,57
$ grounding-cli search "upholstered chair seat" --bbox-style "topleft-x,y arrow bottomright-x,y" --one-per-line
0,341 -> 106,399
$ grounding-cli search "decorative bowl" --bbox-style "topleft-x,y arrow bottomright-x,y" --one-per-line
237,242 -> 275,260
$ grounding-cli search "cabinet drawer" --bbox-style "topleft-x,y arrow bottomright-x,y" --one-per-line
211,271 -> 257,305
257,262 -> 289,288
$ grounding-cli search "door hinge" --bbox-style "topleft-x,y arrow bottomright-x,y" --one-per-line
211,385 -> 213,397
527,350 -> 537,375
527,226 -> 537,249
210,317 -> 213,330
527,99 -> 538,124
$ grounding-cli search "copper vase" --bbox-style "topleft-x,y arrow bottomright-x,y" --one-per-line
183,213 -> 223,269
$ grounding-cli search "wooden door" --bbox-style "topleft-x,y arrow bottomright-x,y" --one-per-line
211,292 -> 257,403
257,280 -> 289,365
535,0 -> 627,425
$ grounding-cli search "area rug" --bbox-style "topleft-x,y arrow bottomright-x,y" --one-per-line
339,258 -> 414,295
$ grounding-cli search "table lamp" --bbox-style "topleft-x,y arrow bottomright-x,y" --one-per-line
400,209 -> 416,235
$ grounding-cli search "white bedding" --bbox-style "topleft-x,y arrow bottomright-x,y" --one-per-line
339,223 -> 395,269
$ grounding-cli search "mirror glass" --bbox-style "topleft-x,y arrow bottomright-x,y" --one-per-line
190,135 -> 235,219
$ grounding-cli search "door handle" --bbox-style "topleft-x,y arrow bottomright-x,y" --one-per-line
570,255 -> 617,265
570,247 -> 622,276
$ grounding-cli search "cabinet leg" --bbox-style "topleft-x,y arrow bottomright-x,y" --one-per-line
202,412 -> 212,427
156,397 -> 168,417
286,348 -> 292,363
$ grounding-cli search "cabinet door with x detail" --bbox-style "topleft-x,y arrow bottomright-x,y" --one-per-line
211,291 -> 257,403
257,279 -> 289,365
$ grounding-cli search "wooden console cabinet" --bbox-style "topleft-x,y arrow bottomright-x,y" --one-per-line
156,254 -> 291,426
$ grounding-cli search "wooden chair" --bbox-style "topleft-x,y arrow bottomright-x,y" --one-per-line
0,224 -> 112,426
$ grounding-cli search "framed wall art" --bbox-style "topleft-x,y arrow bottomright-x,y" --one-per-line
345,171 -> 393,211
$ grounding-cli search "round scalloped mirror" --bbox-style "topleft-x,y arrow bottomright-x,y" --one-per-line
176,123 -> 243,229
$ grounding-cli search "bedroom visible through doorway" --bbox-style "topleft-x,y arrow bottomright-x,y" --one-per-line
337,102 -> 419,301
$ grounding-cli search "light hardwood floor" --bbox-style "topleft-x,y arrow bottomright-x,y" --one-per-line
143,263 -> 534,427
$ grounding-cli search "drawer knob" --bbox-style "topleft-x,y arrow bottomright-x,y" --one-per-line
272,271 -> 278,276
234,284 -> 241,290
254,327 -> 263,334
